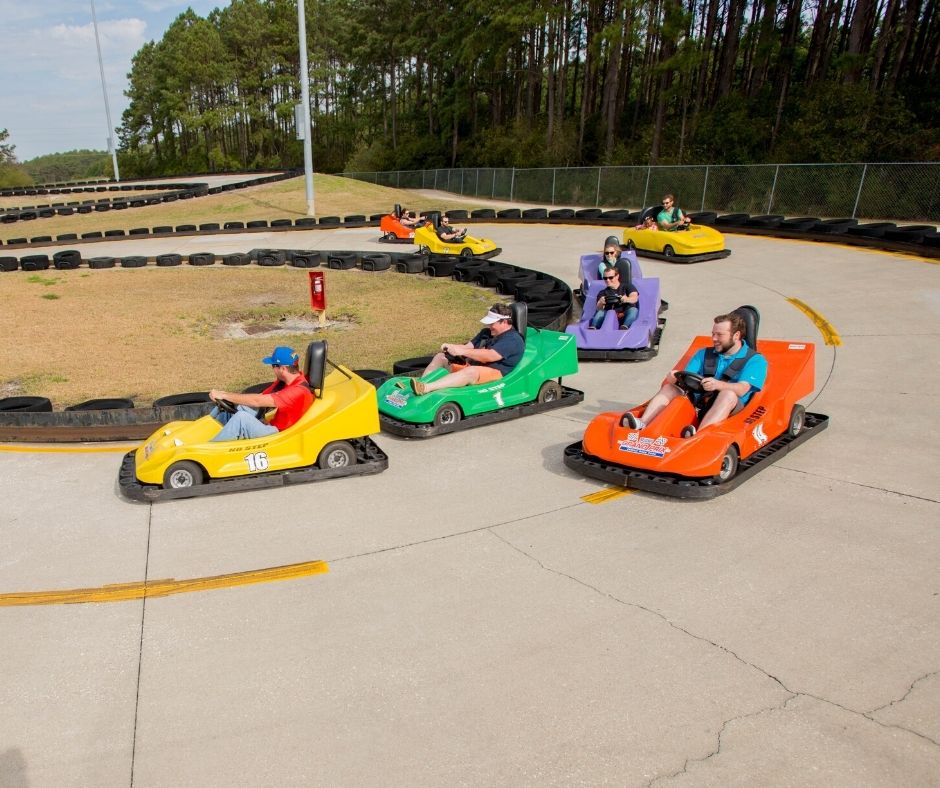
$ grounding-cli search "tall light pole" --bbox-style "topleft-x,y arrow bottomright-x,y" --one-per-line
297,0 -> 315,215
90,0 -> 120,182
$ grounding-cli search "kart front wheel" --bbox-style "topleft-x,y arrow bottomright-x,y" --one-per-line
716,445 -> 739,483
460,247 -> 474,259
433,403 -> 462,428
163,460 -> 204,489
537,381 -> 562,403
787,404 -> 806,437
662,245 -> 675,257
318,440 -> 357,469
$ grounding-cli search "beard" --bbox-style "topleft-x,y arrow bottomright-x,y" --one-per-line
714,337 -> 736,354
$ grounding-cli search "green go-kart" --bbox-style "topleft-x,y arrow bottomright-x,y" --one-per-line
377,303 -> 583,437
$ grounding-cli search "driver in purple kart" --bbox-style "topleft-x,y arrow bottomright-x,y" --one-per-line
622,312 -> 767,437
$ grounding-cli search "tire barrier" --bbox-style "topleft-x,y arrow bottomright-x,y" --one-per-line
222,252 -> 251,266
155,253 -> 182,267
53,250 -> 82,269
290,251 -> 320,268
361,253 -> 391,271
88,256 -> 117,269
20,254 -> 50,271
328,252 -> 358,269
0,396 -> 53,412
258,249 -> 287,266
188,252 -> 216,266
121,256 -> 147,268
65,398 -> 135,411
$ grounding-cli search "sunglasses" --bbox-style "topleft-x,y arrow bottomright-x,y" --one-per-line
603,275 -> 617,280
604,251 -> 618,256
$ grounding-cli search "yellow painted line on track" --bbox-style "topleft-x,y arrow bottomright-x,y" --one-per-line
787,298 -> 842,346
0,443 -> 137,454
581,487 -> 635,504
0,559 -> 329,607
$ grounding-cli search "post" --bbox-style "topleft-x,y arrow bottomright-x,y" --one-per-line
551,168 -> 557,205
768,164 -> 780,214
852,164 -> 868,218
701,166 -> 709,211
297,0 -> 315,215
90,0 -> 119,182
642,166 -> 651,208
510,168 -> 516,202
595,167 -> 601,206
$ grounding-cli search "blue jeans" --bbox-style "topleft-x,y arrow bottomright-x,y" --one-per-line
590,305 -> 639,329
210,405 -> 278,442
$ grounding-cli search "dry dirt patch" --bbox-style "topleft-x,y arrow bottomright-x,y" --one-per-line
0,266 -> 498,407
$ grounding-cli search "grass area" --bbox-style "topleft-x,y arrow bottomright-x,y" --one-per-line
0,265 -> 505,407
0,174 -> 485,243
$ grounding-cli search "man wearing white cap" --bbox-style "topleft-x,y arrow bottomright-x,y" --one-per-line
208,345 -> 314,441
410,303 -> 525,395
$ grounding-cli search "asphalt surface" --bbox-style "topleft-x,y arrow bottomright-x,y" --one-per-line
1,223 -> 938,787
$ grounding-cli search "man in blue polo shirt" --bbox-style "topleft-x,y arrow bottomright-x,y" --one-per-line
623,312 -> 768,436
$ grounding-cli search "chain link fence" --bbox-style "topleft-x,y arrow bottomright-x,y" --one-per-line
344,163 -> 940,222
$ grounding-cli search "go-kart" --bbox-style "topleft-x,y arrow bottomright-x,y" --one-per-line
379,203 -> 425,243
566,251 -> 666,361
413,213 -> 501,259
119,341 -> 387,501
622,205 -> 731,263
564,306 -> 828,498
377,303 -> 582,437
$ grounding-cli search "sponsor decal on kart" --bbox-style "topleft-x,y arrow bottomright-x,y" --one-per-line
788,343 -> 806,350
143,439 -> 156,459
617,433 -> 671,458
384,391 -> 409,409
752,423 -> 768,446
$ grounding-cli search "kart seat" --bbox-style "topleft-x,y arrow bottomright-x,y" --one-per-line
640,205 -> 663,224
305,340 -> 327,395
394,203 -> 402,218
511,301 -> 528,338
731,305 -> 760,348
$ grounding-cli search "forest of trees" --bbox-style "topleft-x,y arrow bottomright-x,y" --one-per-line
114,0 -> 939,177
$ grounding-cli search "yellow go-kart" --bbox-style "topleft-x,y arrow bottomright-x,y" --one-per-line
413,214 -> 501,259
119,341 -> 387,501
622,205 -> 731,263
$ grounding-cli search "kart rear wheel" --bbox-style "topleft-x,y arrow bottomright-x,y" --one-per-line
716,445 -> 739,483
384,232 -> 396,241
318,440 -> 357,469
163,461 -> 204,490
419,245 -> 431,255
787,404 -> 806,437
460,247 -> 474,259
433,403 -> 462,428
537,381 -> 562,403
662,245 -> 675,257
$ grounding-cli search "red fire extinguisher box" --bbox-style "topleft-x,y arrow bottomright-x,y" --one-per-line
308,271 -> 326,311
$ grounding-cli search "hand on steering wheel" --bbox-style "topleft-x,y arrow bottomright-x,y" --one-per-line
673,370 -> 705,393
444,350 -> 467,364
212,397 -> 239,414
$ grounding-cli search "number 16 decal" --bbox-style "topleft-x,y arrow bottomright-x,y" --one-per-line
245,451 -> 269,472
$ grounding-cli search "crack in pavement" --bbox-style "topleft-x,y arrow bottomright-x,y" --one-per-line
867,669 -> 940,716
485,528 -> 940,783
771,465 -> 940,505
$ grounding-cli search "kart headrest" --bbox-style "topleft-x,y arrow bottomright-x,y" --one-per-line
394,203 -> 402,218
425,210 -> 442,228
640,205 -> 663,223
305,340 -> 327,394
511,301 -> 527,337
731,305 -> 760,348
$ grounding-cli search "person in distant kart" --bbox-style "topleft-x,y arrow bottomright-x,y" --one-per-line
208,346 -> 314,441
635,215 -> 657,230
589,266 -> 639,330
622,312 -> 767,436
656,193 -> 691,231
400,209 -> 426,228
437,214 -> 467,242
408,303 -> 524,395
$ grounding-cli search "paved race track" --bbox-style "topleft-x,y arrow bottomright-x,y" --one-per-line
1,225 -> 938,787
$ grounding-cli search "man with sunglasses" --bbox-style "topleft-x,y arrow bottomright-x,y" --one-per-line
657,193 -> 691,231
208,345 -> 314,441
589,267 -> 639,330
437,214 -> 467,242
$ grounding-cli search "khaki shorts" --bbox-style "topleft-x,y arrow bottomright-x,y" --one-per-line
449,363 -> 503,384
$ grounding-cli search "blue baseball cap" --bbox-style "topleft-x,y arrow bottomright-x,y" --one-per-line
262,346 -> 299,366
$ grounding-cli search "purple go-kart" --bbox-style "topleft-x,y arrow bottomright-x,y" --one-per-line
566,251 -> 667,361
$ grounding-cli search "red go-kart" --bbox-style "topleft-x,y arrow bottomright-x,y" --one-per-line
564,305 -> 829,498
379,204 -> 426,243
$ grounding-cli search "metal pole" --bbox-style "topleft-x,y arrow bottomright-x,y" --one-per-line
595,167 -> 601,206
642,166 -> 651,208
510,168 -> 516,202
90,0 -> 119,182
768,164 -> 779,214
852,164 -> 868,218
297,0 -> 315,215
701,166 -> 708,211
551,169 -> 556,205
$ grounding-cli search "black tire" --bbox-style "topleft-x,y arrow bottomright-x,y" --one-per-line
537,381 -> 562,403
222,252 -> 251,266
471,208 -> 496,219
291,252 -> 321,268
88,256 -> 116,269
20,255 -> 50,271
392,355 -> 434,375
65,397 -> 135,411
188,252 -> 216,266
787,404 -> 806,437
53,250 -> 82,269
427,258 -> 458,277
318,216 -> 341,225
433,402 -> 462,428
0,257 -> 18,272
241,382 -> 271,393
223,221 -> 245,230
199,223 -> 221,231
270,218 -> 293,228
328,252 -> 358,269
175,224 -> 197,232
395,254 -> 427,274
522,208 -> 548,220
155,253 -> 182,267
104,229 -> 125,237
317,440 -> 357,469
163,460 -> 204,489
549,208 -> 575,219
120,256 -> 148,268
258,250 -> 287,266
662,245 -> 675,257
497,208 -> 521,219
361,253 -> 391,271
246,220 -> 269,229
153,392 -> 211,407
352,369 -> 390,386
716,445 -> 739,482
0,396 -> 53,412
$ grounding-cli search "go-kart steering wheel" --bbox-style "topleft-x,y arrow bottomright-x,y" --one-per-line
604,294 -> 622,309
212,397 -> 239,414
673,370 -> 706,393
444,349 -> 467,364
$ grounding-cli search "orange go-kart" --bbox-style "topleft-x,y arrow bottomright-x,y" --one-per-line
379,204 -> 426,243
564,305 -> 829,498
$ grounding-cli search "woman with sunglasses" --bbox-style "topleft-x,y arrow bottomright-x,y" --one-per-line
589,266 -> 639,330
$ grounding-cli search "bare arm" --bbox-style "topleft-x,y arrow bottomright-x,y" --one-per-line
209,390 -> 277,408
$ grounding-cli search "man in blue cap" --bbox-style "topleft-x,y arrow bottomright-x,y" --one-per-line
208,346 -> 314,441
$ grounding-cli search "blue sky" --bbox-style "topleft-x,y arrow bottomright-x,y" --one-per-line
0,1 -> 224,161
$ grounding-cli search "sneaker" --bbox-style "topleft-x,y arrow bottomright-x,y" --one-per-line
623,412 -> 645,429
410,378 -> 427,395
681,424 -> 696,438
